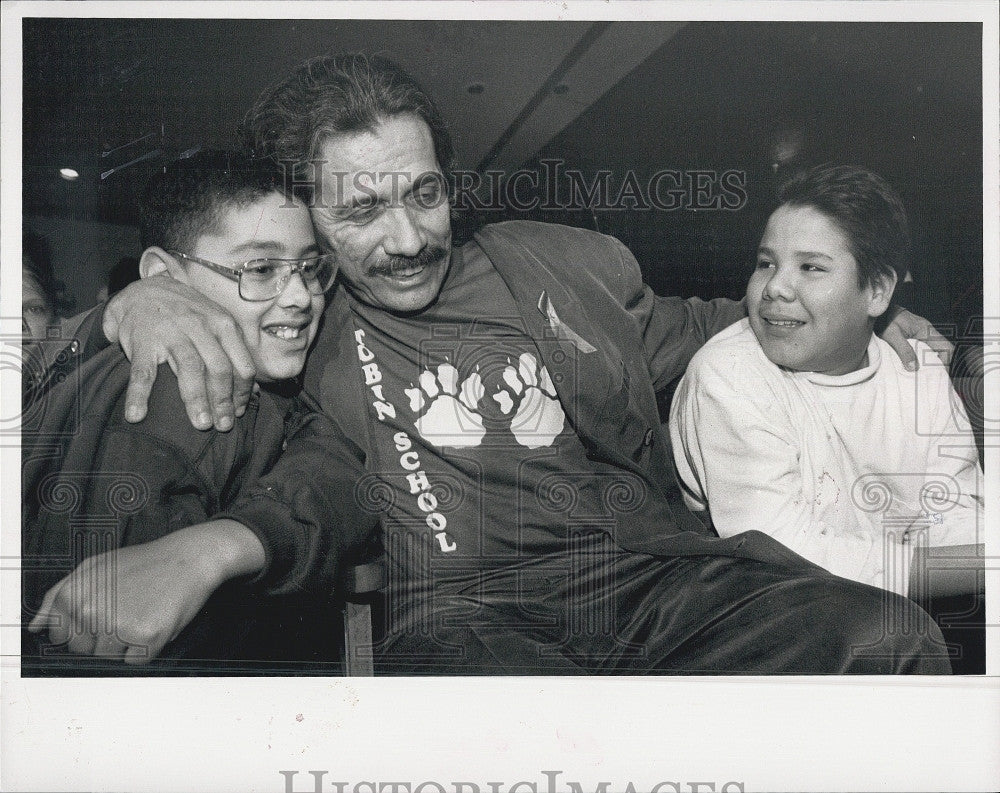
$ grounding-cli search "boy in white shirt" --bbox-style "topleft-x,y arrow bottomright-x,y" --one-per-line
670,164 -> 983,600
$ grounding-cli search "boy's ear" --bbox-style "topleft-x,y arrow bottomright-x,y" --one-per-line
867,269 -> 898,319
139,247 -> 187,283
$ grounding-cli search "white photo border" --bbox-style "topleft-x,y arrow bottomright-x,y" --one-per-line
2,2 -> 998,792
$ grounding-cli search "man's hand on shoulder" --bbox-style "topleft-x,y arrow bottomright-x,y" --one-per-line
103,274 -> 256,431
878,305 -> 954,371
27,520 -> 267,664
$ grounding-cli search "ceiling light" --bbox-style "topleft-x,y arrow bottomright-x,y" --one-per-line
59,168 -> 79,181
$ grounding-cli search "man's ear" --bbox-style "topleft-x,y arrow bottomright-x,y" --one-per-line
867,269 -> 898,319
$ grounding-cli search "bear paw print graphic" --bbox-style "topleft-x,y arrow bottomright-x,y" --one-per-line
405,363 -> 486,448
492,352 -> 566,449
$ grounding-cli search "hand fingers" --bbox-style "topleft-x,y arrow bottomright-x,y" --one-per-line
64,631 -> 98,656
919,323 -> 954,366
215,323 -> 256,420
232,378 -> 254,420
28,580 -> 64,634
28,553 -> 178,665
29,575 -> 96,648
33,587 -> 163,663
169,318 -> 245,432
111,276 -> 252,431
204,313 -> 253,427
892,307 -> 955,368
123,635 -> 168,665
92,632 -> 134,660
43,574 -> 96,653
124,358 -> 159,423
167,343 -> 217,431
881,321 -> 918,371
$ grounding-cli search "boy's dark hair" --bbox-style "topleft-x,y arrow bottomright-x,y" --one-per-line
777,164 -> 911,291
240,53 -> 454,202
140,149 -> 285,251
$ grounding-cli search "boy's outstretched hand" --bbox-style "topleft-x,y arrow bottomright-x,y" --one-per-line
104,274 -> 257,431
28,521 -> 266,663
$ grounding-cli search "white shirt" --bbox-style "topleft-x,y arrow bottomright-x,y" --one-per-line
669,319 -> 982,595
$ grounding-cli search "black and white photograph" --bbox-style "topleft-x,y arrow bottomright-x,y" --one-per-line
2,2 -> 998,791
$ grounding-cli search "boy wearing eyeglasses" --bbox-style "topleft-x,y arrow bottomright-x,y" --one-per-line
21,150 -> 338,674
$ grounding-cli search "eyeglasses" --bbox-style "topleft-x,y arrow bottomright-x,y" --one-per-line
167,250 -> 338,302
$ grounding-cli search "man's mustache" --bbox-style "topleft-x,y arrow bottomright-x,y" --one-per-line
366,246 -> 449,277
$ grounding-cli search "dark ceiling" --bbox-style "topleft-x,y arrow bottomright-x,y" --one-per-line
21,18 -> 677,224
19,18 -> 984,332
22,18 -> 982,224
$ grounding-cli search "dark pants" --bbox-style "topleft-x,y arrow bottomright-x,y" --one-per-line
374,551 -> 951,675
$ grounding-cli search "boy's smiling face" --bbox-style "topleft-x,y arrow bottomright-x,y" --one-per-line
180,192 -> 324,382
747,203 -> 891,376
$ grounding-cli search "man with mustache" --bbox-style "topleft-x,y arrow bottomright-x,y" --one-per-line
34,54 -> 953,673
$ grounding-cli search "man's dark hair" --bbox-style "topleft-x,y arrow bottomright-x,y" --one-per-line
239,53 -> 455,203
777,163 -> 911,291
140,149 -> 285,251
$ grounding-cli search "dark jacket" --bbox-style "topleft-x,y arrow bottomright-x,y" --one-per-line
221,221 -> 809,596
21,343 -> 318,675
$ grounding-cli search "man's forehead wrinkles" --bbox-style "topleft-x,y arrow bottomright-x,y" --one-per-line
321,169 -> 430,208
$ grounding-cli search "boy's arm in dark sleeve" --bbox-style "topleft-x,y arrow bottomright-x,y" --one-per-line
26,381 -> 231,660
27,393 -> 373,662
216,410 -> 379,597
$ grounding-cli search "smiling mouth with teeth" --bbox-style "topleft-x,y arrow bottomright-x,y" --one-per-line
763,318 -> 804,327
265,325 -> 306,340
